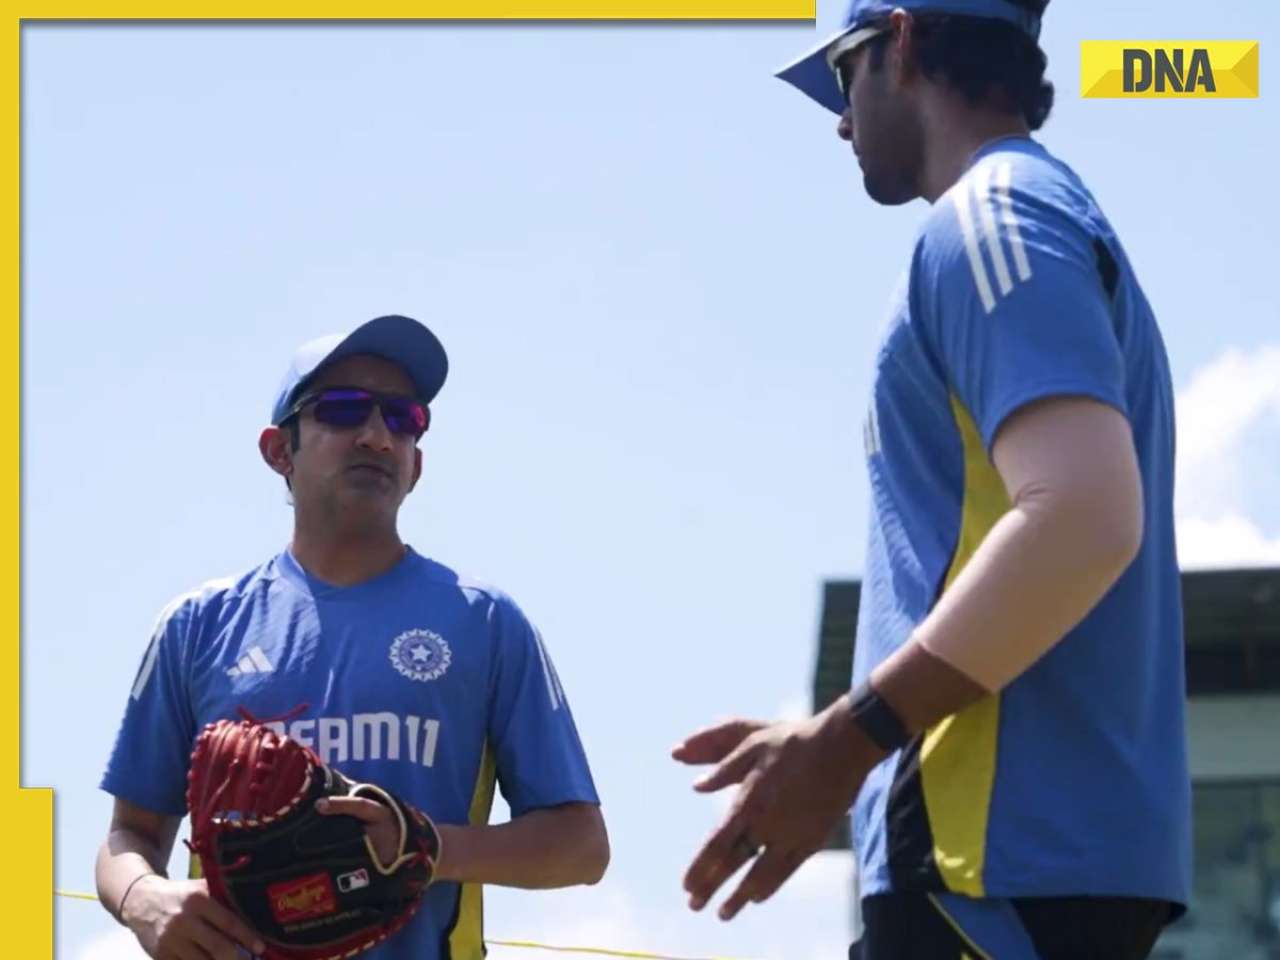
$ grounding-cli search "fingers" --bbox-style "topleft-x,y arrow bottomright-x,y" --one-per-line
316,796 -> 390,823
197,896 -> 266,956
683,824 -> 756,911
717,845 -> 808,921
672,719 -> 766,765
182,913 -> 257,960
682,778 -> 762,909
317,794 -> 403,870
692,740 -> 760,793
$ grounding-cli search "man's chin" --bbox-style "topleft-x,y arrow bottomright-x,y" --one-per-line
864,174 -> 917,206
337,477 -> 405,509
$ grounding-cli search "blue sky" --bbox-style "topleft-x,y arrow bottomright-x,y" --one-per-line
22,4 -> 1279,958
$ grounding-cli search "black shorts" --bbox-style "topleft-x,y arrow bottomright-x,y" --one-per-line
850,892 -> 1173,960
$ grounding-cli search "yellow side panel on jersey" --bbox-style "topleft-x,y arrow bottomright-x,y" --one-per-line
920,394 -> 1009,897
448,742 -> 498,960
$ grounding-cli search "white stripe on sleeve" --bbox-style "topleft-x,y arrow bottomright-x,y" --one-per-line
531,628 -> 562,712
975,164 -> 1014,296
953,182 -> 997,314
995,161 -> 1032,282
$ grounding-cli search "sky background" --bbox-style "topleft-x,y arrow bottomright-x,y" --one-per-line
21,3 -> 1280,958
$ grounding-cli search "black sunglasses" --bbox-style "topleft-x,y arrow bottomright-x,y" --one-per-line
835,56 -> 858,102
287,387 -> 430,439
831,25 -> 891,101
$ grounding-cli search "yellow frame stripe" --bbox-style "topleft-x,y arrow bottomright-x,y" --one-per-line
448,741 -> 498,960
918,396 -> 1007,897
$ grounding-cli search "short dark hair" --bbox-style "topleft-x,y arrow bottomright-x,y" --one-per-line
869,13 -> 1055,131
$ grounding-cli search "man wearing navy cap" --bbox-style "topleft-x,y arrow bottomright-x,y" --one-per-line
677,4 -> 1189,958
95,315 -> 610,960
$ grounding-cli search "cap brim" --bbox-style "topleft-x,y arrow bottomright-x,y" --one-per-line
322,314 -> 449,405
774,24 -> 882,115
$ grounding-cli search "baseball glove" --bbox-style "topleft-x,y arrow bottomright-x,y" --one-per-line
186,710 -> 441,960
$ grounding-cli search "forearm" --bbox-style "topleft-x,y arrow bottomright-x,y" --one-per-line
435,803 -> 609,889
871,480 -> 1140,732
94,827 -> 172,923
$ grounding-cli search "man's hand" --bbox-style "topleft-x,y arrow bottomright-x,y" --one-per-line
122,876 -> 265,960
317,795 -> 400,867
674,700 -> 881,921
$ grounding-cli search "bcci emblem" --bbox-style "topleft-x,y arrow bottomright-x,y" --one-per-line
389,629 -> 452,683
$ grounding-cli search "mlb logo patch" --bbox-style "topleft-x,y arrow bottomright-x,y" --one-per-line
337,868 -> 370,893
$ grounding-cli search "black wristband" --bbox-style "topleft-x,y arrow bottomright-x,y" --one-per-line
848,681 -> 911,753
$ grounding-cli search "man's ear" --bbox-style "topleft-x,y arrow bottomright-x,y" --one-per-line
408,447 -> 423,492
889,8 -> 917,83
259,426 -> 294,479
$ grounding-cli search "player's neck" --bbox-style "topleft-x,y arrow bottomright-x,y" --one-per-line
289,525 -> 408,587
918,98 -> 1030,203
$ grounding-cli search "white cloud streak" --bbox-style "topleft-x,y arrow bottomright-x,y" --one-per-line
1174,345 -> 1280,569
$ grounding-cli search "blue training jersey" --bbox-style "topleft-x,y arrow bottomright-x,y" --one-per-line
852,137 -> 1191,908
102,546 -> 599,960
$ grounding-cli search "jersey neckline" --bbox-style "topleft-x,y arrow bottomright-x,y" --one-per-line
965,134 -> 1041,171
275,545 -> 424,602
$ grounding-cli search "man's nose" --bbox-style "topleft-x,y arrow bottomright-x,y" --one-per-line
837,108 -> 853,142
355,408 -> 395,450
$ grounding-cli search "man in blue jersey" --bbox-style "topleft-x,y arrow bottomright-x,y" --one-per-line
675,3 -> 1190,957
95,314 -> 609,960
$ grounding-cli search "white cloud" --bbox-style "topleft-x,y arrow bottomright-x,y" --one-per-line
1174,345 -> 1280,569
74,928 -> 148,960
1175,515 -> 1280,569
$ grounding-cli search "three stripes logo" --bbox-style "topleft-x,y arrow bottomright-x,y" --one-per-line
950,160 -> 1032,316
227,646 -> 275,678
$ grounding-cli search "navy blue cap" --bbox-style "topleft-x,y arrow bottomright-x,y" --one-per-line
776,0 -> 1046,114
270,314 -> 449,425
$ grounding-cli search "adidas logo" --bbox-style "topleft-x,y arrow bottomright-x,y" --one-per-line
227,646 -> 275,678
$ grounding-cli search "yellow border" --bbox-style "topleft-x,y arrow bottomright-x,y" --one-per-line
7,8 -> 56,950
9,10 -> 815,958
15,1 -> 814,18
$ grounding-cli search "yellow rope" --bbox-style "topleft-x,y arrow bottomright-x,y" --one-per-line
55,888 -> 100,902
486,942 -> 745,960
54,889 -> 753,960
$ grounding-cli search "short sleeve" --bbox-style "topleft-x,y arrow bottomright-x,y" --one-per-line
99,598 -> 199,816
916,157 -> 1128,451
486,597 -> 598,817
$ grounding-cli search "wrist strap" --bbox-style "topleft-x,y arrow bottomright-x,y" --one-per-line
848,682 -> 911,753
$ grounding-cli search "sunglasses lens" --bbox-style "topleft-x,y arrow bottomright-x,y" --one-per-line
303,389 -> 427,437
313,391 -> 376,427
837,63 -> 852,98
381,399 -> 429,437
